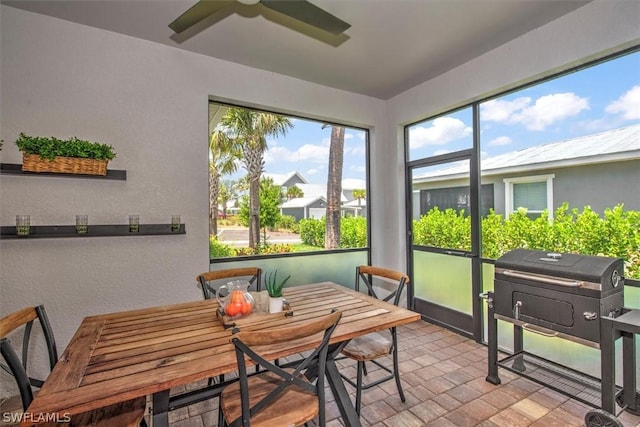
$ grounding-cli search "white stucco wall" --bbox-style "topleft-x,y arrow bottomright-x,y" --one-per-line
0,5 -> 387,397
1,0 -> 638,399
388,0 -> 640,126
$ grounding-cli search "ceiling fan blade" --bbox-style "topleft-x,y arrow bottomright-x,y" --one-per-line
260,0 -> 350,35
169,0 -> 234,33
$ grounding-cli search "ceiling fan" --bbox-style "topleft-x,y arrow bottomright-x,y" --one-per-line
169,0 -> 351,36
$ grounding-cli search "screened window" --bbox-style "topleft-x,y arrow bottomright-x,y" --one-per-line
208,102 -> 369,259
420,185 -> 494,217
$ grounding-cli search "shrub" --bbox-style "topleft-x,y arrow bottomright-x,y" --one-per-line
299,216 -> 367,248
340,216 -> 367,248
210,237 -> 236,258
299,218 -> 325,247
276,215 -> 297,231
412,203 -> 640,279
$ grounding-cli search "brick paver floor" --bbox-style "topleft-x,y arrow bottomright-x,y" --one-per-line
2,320 -> 639,426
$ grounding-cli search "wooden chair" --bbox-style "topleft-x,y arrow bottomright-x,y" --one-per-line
197,267 -> 262,300
0,305 -> 147,427
219,310 -> 342,427
197,267 -> 264,386
340,265 -> 409,415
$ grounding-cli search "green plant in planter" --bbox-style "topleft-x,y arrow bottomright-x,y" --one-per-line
15,133 -> 116,160
265,270 -> 291,298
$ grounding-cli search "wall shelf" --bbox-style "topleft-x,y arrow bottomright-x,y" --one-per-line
0,163 -> 127,180
0,224 -> 185,239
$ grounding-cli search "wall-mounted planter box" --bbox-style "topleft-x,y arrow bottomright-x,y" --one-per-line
0,224 -> 185,239
0,163 -> 126,180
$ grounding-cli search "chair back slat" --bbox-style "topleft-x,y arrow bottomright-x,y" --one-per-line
356,265 -> 409,307
0,306 -> 38,338
232,310 -> 341,346
196,267 -> 262,300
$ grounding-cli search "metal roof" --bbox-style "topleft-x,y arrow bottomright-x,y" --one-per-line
415,124 -> 640,181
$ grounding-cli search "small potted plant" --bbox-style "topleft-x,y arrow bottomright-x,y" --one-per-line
15,133 -> 116,175
265,270 -> 291,313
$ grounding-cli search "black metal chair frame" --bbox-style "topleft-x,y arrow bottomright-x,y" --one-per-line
342,266 -> 408,415
222,310 -> 342,427
1,305 -> 148,427
197,267 -> 264,387
0,305 -> 57,412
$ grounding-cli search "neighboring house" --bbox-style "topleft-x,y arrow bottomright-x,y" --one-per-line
264,171 -> 307,198
412,124 -> 640,219
343,198 -> 367,218
266,172 -> 363,220
280,196 -> 327,221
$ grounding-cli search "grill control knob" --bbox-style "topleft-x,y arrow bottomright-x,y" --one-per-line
583,312 -> 598,321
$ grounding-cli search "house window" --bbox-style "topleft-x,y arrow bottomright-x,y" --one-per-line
504,174 -> 554,219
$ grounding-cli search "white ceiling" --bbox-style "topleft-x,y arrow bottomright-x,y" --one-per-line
2,0 -> 591,99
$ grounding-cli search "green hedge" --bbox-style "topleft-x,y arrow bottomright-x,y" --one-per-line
209,237 -> 295,258
413,203 -> 640,279
299,216 -> 367,248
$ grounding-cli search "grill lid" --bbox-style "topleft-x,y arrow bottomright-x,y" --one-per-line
495,249 -> 623,290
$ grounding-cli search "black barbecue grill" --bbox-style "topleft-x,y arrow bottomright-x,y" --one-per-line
494,249 -> 624,346
483,249 -> 640,427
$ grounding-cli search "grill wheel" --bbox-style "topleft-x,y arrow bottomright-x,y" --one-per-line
584,409 -> 623,427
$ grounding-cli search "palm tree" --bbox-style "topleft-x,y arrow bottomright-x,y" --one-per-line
218,180 -> 238,219
352,189 -> 366,216
209,130 -> 240,236
325,126 -> 345,249
286,185 -> 304,200
220,108 -> 292,248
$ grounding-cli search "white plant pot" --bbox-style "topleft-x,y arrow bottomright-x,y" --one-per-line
269,296 -> 284,314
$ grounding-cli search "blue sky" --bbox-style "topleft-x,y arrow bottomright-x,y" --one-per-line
408,50 -> 640,160
224,118 -> 367,189
262,119 -> 367,189
224,51 -> 638,187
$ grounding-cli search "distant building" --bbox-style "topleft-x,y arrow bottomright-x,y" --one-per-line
268,171 -> 366,221
412,124 -> 640,219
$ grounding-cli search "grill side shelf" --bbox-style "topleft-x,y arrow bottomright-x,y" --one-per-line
498,351 -> 622,409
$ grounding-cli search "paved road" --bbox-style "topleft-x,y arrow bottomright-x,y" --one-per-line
217,227 -> 301,247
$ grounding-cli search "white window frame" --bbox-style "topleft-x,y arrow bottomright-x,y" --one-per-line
503,174 -> 555,219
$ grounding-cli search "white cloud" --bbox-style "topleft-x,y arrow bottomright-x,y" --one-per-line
345,142 -> 366,156
342,178 -> 366,189
409,117 -> 472,149
481,92 -> 589,131
264,142 -> 329,165
606,85 -> 640,120
482,98 -> 531,122
433,149 -> 452,156
487,136 -> 512,146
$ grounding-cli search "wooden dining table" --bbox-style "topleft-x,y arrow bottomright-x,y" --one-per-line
23,282 -> 420,427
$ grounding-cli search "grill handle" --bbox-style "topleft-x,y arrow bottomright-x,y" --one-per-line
522,323 -> 559,338
502,269 -> 583,287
